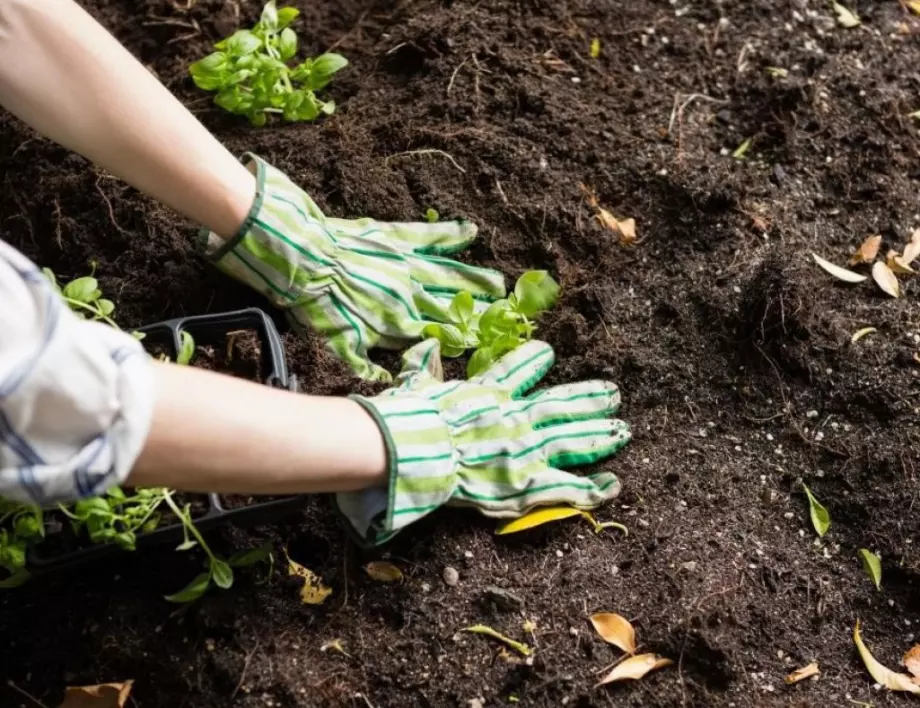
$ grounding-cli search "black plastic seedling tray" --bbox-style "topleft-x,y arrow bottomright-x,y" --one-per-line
27,308 -> 306,573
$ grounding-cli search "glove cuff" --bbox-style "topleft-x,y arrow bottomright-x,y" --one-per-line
335,392 -> 455,546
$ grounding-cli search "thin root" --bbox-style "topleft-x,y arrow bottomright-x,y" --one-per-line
384,149 -> 467,174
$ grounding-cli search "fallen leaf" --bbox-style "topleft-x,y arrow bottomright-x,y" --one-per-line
858,549 -> 882,591
915,353 -> 920,366
590,613 -> 637,654
833,2 -> 861,28
751,214 -> 770,232
802,484 -> 830,538
785,662 -> 820,685
908,1 -> 920,16
886,250 -> 915,275
590,37 -> 601,58
462,624 -> 532,656
766,66 -> 788,78
902,645 -> 920,681
364,561 -> 404,583
812,253 -> 868,283
902,229 -> 920,264
615,217 -> 637,245
596,653 -> 673,686
320,639 -> 351,657
285,552 -> 332,605
851,327 -> 877,343
522,619 -> 537,633
497,506 -> 583,534
60,682 -> 134,708
872,261 -> 901,298
910,110 -> 920,120
849,235 -> 881,265
853,620 -> 920,694
732,138 -> 752,159
580,184 -> 637,245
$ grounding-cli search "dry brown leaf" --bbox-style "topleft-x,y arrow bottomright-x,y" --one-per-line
903,229 -> 920,264
364,561 -> 404,583
850,235 -> 881,265
596,654 -> 673,687
286,553 -> 332,605
812,253 -> 867,283
785,662 -> 820,685
886,250 -> 915,275
589,613 -> 637,654
872,261 -> 901,298
580,184 -> 637,245
60,682 -> 134,708
853,620 -> 920,694
903,645 -> 920,681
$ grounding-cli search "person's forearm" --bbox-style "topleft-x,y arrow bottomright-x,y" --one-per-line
127,361 -> 388,494
0,0 -> 254,239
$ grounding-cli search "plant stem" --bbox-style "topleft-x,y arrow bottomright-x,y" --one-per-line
163,492 -> 215,562
63,297 -> 120,329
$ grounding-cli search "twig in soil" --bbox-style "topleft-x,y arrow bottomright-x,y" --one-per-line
53,199 -> 64,249
230,640 -> 262,700
384,149 -> 466,174
447,57 -> 470,96
355,693 -> 377,708
495,179 -> 509,205
6,681 -> 49,708
325,11 -> 368,54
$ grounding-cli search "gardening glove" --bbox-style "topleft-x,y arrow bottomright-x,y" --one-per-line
198,153 -> 506,382
336,339 -> 631,546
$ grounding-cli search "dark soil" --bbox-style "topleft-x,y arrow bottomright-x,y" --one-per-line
2,0 -> 920,706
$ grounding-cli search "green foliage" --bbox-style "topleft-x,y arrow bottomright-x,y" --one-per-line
425,208 -> 439,223
421,271 -> 560,378
188,1 -> 348,125
859,548 -> 882,591
0,500 -> 43,586
802,483 -> 830,538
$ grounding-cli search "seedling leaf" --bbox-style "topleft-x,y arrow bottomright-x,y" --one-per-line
0,569 -> 30,588
467,346 -> 497,378
909,0 -> 920,16
858,549 -> 882,590
496,506 -> 584,534
850,235 -> 881,265
462,624 -> 532,656
286,553 -> 332,604
177,331 -> 196,366
425,208 -> 439,223
872,261 -> 901,298
228,543 -> 273,567
886,250 -> 915,275
732,138 -> 752,159
364,561 -> 404,583
590,38 -> 601,58
513,271 -> 560,318
851,327 -> 877,343
802,484 -> 830,537
812,253 -> 867,283
833,2 -> 861,28
449,291 -> 475,327
63,276 -> 100,303
60,681 -> 134,708
853,619 -> 920,693
165,571 -> 211,603
422,323 -> 467,357
589,613 -> 637,654
784,662 -> 820,685
211,559 -> 235,589
596,653 -> 673,686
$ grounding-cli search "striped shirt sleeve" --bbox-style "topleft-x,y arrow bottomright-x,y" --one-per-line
0,239 -> 154,505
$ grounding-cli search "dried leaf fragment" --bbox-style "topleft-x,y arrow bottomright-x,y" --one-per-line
886,250 -> 915,275
785,662 -> 820,685
853,620 -> 920,694
590,613 -> 637,654
851,327 -> 877,343
908,1 -> 920,16
286,552 -> 332,605
833,2 -> 861,28
902,644 -> 920,681
732,138 -> 752,159
60,682 -> 134,708
872,261 -> 901,298
590,37 -> 601,58
462,624 -> 532,656
364,561 -> 404,583
596,653 -> 673,686
903,229 -> 920,264
812,253 -> 867,283
320,639 -> 351,657
580,184 -> 637,245
849,235 -> 881,265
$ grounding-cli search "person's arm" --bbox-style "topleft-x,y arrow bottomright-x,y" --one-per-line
128,362 -> 387,493
0,0 -> 254,239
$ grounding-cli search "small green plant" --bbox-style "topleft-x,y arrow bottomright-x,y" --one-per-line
422,270 -> 560,378
60,486 -> 167,551
43,266 -> 117,328
0,501 -> 43,588
802,483 -> 830,538
189,1 -> 348,126
425,208 -> 439,223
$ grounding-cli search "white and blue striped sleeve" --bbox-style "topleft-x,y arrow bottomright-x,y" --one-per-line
0,239 -> 155,505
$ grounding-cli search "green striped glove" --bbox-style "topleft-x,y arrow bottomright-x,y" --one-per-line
198,153 -> 506,382
336,339 -> 631,546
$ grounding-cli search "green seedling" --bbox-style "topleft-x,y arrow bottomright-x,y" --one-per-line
421,270 -> 560,377
189,0 -> 348,125
425,208 -> 439,223
0,501 -> 43,588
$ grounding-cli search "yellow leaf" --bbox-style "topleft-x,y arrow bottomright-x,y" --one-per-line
496,506 -> 583,534
851,327 -> 877,343
522,619 -> 537,633
886,250 -> 915,275
320,639 -> 351,657
853,620 -> 920,694
732,138 -> 752,159
766,66 -> 788,78
590,37 -> 601,59
784,662 -> 820,685
60,682 -> 134,708
833,2 -> 861,28
872,261 -> 901,298
589,613 -> 637,654
812,253 -> 868,283
364,561 -> 404,583
908,0 -> 920,16
849,235 -> 881,265
462,624 -> 532,656
903,644 -> 920,681
596,653 -> 673,686
285,552 -> 332,605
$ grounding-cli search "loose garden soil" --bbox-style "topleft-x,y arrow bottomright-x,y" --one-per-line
2,0 -> 920,706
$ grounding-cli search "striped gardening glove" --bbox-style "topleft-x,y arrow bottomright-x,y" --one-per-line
198,153 -> 505,382
336,339 -> 632,546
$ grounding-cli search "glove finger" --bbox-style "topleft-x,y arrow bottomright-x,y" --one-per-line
542,418 -> 631,469
392,339 -> 444,390
408,254 -> 506,301
449,466 -> 621,517
291,295 -> 392,383
510,381 -> 622,428
471,340 -> 554,397
325,216 -> 479,255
